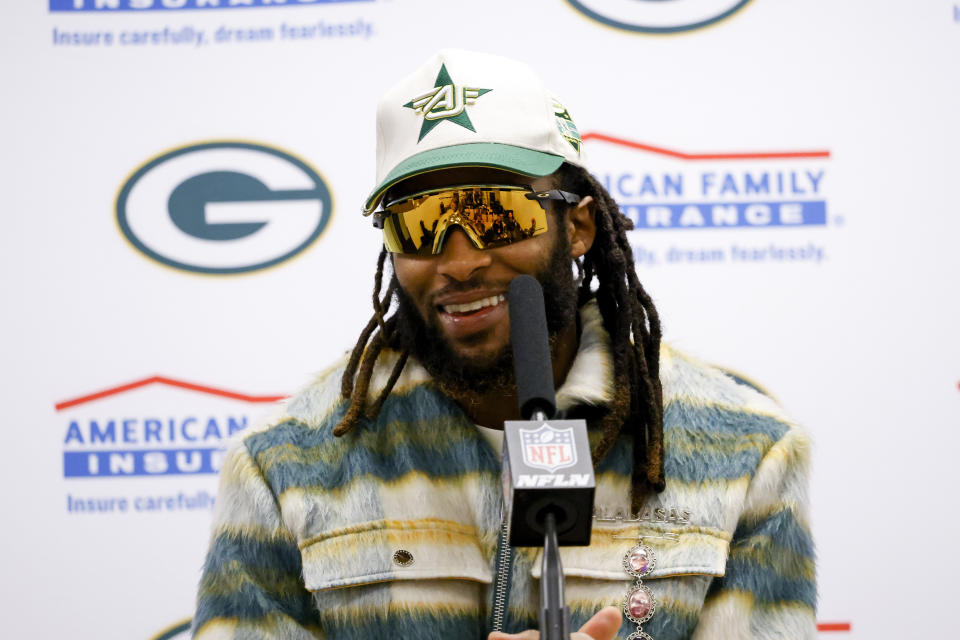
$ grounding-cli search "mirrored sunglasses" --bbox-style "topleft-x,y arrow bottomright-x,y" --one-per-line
372,185 -> 581,255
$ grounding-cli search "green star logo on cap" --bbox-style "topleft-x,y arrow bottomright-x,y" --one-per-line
404,64 -> 492,142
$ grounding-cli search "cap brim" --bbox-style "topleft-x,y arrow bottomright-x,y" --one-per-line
363,142 -> 564,214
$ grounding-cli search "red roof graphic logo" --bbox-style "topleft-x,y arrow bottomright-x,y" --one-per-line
581,131 -> 831,161
55,376 -> 286,411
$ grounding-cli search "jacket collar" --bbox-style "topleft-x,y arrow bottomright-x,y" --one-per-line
555,301 -> 613,412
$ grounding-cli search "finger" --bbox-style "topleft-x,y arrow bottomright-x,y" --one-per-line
487,631 -> 539,640
576,606 -> 623,640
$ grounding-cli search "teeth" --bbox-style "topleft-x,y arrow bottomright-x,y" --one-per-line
442,294 -> 505,314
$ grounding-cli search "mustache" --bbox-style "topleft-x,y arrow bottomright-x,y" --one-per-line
428,277 -> 511,301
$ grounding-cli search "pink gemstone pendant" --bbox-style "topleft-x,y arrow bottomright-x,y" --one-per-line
622,543 -> 655,576
626,586 -> 654,623
621,540 -> 656,637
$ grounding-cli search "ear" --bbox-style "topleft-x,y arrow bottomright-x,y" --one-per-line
566,195 -> 596,259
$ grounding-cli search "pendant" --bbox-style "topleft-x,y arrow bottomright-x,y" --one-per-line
623,543 -> 654,576
622,542 -> 656,638
624,584 -> 655,624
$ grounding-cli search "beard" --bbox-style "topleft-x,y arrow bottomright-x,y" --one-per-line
390,234 -> 579,399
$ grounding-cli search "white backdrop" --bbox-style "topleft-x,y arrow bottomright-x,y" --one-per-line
2,1 -> 959,638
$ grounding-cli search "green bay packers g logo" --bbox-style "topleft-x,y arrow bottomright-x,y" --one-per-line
565,0 -> 753,34
404,64 -> 491,141
116,141 -> 332,275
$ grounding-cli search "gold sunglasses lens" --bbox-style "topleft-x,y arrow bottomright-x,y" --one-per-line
380,215 -> 409,253
381,186 -> 549,254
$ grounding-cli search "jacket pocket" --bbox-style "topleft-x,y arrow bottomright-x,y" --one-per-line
300,519 -> 494,639
299,518 -> 493,592
529,523 -> 730,581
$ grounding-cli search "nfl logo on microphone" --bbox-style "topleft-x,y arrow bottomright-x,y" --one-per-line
521,423 -> 577,473
503,418 -> 595,546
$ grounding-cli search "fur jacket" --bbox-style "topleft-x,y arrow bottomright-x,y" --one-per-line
192,303 -> 816,639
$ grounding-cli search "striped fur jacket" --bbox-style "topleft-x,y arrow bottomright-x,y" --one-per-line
193,303 -> 816,639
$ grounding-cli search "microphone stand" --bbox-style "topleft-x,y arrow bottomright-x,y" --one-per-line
530,409 -> 571,640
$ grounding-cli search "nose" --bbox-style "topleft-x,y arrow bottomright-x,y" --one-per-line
436,225 -> 491,281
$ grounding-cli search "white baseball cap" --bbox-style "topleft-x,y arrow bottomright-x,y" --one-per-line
363,49 -> 586,214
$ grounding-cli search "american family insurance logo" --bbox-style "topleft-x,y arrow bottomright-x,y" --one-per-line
50,0 -> 372,11
585,132 -> 831,232
117,141 -> 332,275
58,376 -> 284,479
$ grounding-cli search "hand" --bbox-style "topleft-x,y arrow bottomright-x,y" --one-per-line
488,606 -> 622,640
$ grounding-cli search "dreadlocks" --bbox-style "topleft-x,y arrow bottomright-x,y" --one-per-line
336,164 -> 665,508
558,163 -> 665,506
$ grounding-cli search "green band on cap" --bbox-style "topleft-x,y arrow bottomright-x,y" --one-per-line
363,143 -> 564,214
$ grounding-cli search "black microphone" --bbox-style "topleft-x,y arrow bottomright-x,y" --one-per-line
504,275 -> 595,547
503,275 -> 596,640
508,275 -> 556,420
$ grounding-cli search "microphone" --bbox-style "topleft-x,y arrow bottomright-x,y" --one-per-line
503,276 -> 596,640
508,274 -> 556,420
503,275 -> 595,547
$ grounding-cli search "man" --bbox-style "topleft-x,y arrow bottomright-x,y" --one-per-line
193,50 -> 816,640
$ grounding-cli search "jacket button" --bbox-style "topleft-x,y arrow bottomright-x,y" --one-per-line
393,549 -> 414,567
